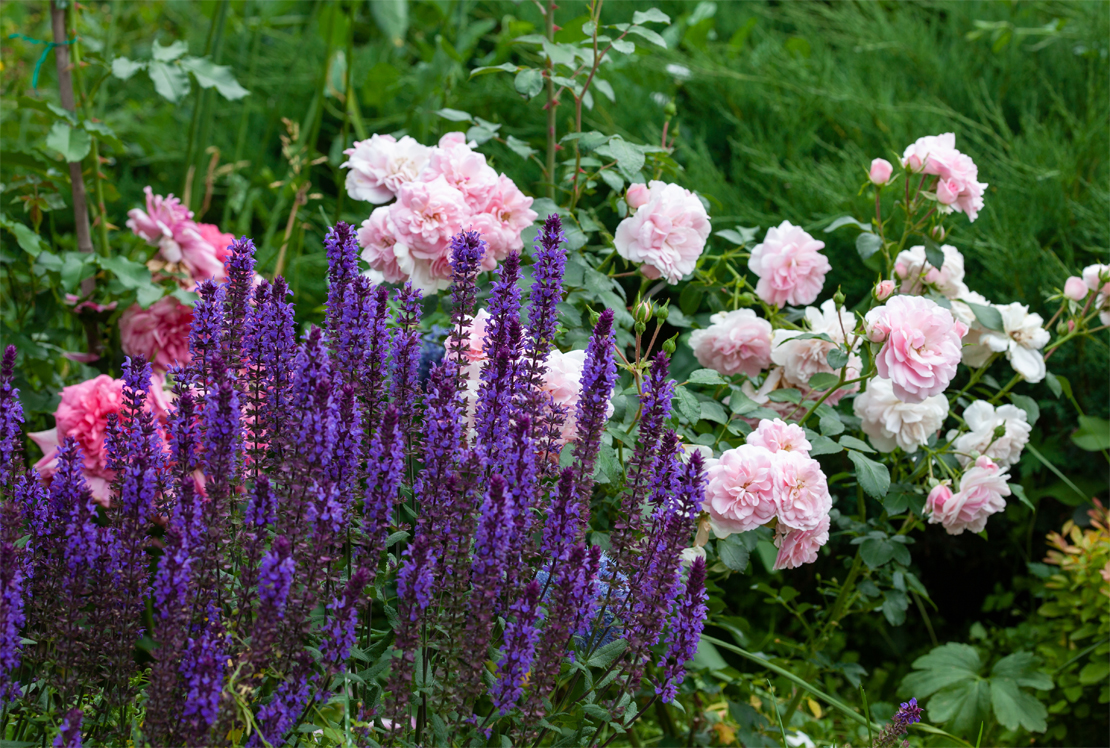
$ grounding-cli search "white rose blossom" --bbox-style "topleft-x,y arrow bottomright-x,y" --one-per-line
853,377 -> 949,453
978,302 -> 1050,383
950,401 -> 1031,467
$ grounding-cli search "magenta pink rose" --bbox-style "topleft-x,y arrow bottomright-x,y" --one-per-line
127,187 -> 227,284
119,297 -> 193,372
926,456 -> 1010,535
771,450 -> 831,532
341,134 -> 429,204
390,175 -> 469,260
703,444 -> 778,536
357,206 -> 407,283
746,418 -> 812,456
613,180 -> 711,284
196,223 -> 236,267
689,309 -> 772,378
865,295 -> 965,403
748,221 -> 830,307
869,158 -> 893,185
773,514 -> 830,570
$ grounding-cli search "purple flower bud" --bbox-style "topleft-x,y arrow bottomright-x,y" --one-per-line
258,537 -> 295,618
491,580 -> 543,715
52,708 -> 83,748
654,555 -> 708,703
521,214 -> 566,389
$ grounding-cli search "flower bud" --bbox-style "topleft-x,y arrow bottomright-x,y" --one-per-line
869,158 -> 893,186
930,225 -> 947,242
662,334 -> 678,355
1064,276 -> 1088,301
626,183 -> 650,210
1067,319 -> 1076,333
737,292 -> 756,307
833,287 -> 846,309
1056,320 -> 1070,336
632,297 -> 654,325
992,425 -> 1007,440
634,320 -> 647,335
655,302 -> 670,324
664,101 -> 677,118
587,308 -> 601,327
873,280 -> 896,302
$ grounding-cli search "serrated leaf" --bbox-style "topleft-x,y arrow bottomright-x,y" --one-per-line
610,38 -> 635,54
0,219 -> 46,257
151,39 -> 189,62
766,388 -> 801,404
855,232 -> 883,260
808,435 -> 842,456
604,136 -> 645,179
910,642 -> 982,679
927,679 -> 992,735
45,122 -> 91,162
586,639 -> 627,669
672,386 -> 701,425
990,652 -> 1052,690
147,60 -> 190,102
827,347 -> 849,370
688,368 -> 727,385
990,678 -> 1046,732
807,372 -> 840,391
435,108 -> 472,122
860,537 -> 894,569
965,301 -> 1004,332
471,62 -> 519,76
847,450 -> 889,498
718,535 -> 750,572
180,57 -> 250,100
818,414 -> 845,437
593,78 -> 615,101
700,400 -> 728,425
715,227 -> 759,246
924,239 -> 946,271
99,255 -> 152,288
111,56 -> 147,80
1045,372 -> 1063,398
632,8 -> 670,24
780,332 -> 834,345
513,67 -> 543,99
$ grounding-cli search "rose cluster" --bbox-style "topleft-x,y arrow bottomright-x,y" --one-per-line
614,181 -> 712,284
342,132 -> 538,293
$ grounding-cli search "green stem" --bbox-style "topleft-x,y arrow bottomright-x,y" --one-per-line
543,1 -> 556,200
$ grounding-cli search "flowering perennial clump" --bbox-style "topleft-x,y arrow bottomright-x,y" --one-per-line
0,216 -> 709,746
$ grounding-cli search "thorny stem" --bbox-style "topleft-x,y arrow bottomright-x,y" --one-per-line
544,1 -> 557,200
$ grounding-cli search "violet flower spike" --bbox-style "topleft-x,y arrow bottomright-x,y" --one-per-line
491,579 -> 544,715
654,555 -> 708,703
0,346 -> 24,490
223,235 -> 257,363
570,308 -> 617,496
52,708 -> 83,748
324,221 -> 359,342
522,214 -> 567,387
446,229 -> 487,370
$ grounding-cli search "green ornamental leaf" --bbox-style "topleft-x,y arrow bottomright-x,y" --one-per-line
434,108 -> 472,122
1009,482 -> 1034,511
700,400 -> 729,425
839,435 -> 875,453
110,56 -> 147,80
688,368 -> 727,385
825,216 -> 871,233
626,25 -> 667,48
471,62 -> 519,77
855,232 -> 883,260
807,372 -> 840,391
631,8 -> 670,24
902,643 -> 981,700
847,450 -> 890,498
514,67 -> 544,99
827,347 -> 849,370
369,0 -> 409,45
715,227 -> 759,246
1008,394 -> 1040,426
990,678 -> 1047,733
147,60 -> 191,102
1071,415 -> 1110,451
808,435 -> 843,456
990,652 -> 1052,690
586,638 -> 628,669
180,57 -> 250,100
965,301 -> 1004,332
718,535 -> 750,573
610,38 -> 635,54
99,255 -> 153,289
924,240 -> 946,271
151,39 -> 189,62
45,122 -> 91,162
0,219 -> 46,257
672,386 -> 701,425
859,537 -> 894,569
505,135 -> 537,160
927,679 -> 992,736
604,136 -> 645,179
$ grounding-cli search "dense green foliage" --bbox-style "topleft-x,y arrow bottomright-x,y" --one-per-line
2,1 -> 1107,745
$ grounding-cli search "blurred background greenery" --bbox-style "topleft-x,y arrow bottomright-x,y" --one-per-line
2,1 -> 1107,744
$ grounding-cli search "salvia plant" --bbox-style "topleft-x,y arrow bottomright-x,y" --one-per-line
0,216 -> 711,747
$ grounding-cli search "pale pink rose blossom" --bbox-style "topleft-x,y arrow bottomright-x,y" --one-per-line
977,302 -> 1050,383
1082,263 -> 1110,295
853,377 -> 948,453
341,134 -> 429,203
470,175 -> 538,266
703,444 -> 778,537
771,450 -> 832,532
874,280 -> 896,301
951,401 -> 1031,467
926,456 -> 1010,535
869,158 -> 893,185
738,368 -> 800,422
542,348 -> 614,441
394,243 -> 454,294
689,309 -> 773,378
773,514 -> 830,570
390,175 -> 469,260
771,300 -> 863,405
1098,294 -> 1110,327
127,187 -> 226,283
1064,276 -> 1089,301
421,132 -> 500,211
445,308 -> 491,366
949,290 -> 993,368
613,180 -> 711,284
119,297 -> 193,372
357,207 -> 407,283
900,133 -> 986,222
894,244 -> 968,299
746,418 -> 812,456
865,295 -> 965,403
625,183 -> 651,209
748,221 -> 831,307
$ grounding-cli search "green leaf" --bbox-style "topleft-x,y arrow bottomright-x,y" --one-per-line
626,26 -> 668,48
766,388 -> 801,404
780,332 -> 833,344
715,227 -> 759,246
825,216 -> 871,233
603,136 -> 645,179
1045,372 -> 1063,398
691,638 -> 729,672
818,413 -> 845,437
505,135 -> 537,160
434,108 -> 472,122
147,60 -> 190,102
0,218 -> 46,257
471,62 -> 519,77
990,678 -> 1047,733
1078,659 -> 1110,685
827,347 -> 849,370
839,435 -> 875,453
855,232 -> 883,260
632,8 -> 670,24
909,643 -> 982,682
81,121 -> 124,151
136,283 -> 164,308
990,652 -> 1052,690
180,57 -> 250,100
965,301 -> 1004,332
808,435 -> 843,456
700,400 -> 728,425
924,240 -> 946,271
593,78 -> 615,102
688,368 -> 727,385
1009,482 -> 1034,511
369,0 -> 409,45
151,39 -> 189,62
927,679 -> 992,736
110,56 -> 147,80
718,534 -> 751,572
807,372 -> 840,391
45,122 -> 91,162
672,386 -> 701,425
513,67 -> 543,99
1071,415 -> 1110,451
860,538 -> 894,569
586,638 -> 628,669
99,255 -> 152,289
1008,394 -> 1040,426
610,38 -> 635,54
847,450 -> 890,498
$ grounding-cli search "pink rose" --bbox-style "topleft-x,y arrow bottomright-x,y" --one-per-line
748,221 -> 830,307
127,187 -> 227,284
445,308 -> 491,366
394,246 -> 454,294
865,295 -> 964,403
613,180 -> 711,284
470,175 -> 538,266
773,514 -> 830,570
119,297 -> 193,372
894,244 -> 967,299
869,158 -> 893,186
341,134 -> 429,204
738,368 -> 802,423
389,176 -> 469,261
196,223 -> 236,267
771,450 -> 831,532
703,444 -> 778,536
421,132 -> 500,211
900,133 -> 986,222
874,280 -> 896,301
357,207 -> 407,283
542,348 -> 614,442
1064,276 -> 1089,301
126,186 -> 192,245
926,456 -> 1010,535
747,418 -> 812,456
1082,263 -> 1110,295
625,183 -> 651,209
689,309 -> 772,378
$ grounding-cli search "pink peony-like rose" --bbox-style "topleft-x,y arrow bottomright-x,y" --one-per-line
613,180 -> 711,284
874,280 -> 896,301
900,133 -> 986,222
748,221 -> 831,307
894,244 -> 968,300
853,377 -> 948,453
951,401 -> 1030,467
127,187 -> 226,284
738,368 -> 802,422
926,456 -> 1010,535
119,297 -> 193,372
747,418 -> 812,456
865,295 -> 965,403
342,134 -> 429,204
196,223 -> 236,267
390,176 -> 470,260
869,158 -> 893,186
421,132 -> 500,211
771,450 -> 832,532
689,309 -> 772,378
357,206 -> 407,283
1064,276 -> 1089,301
772,300 -> 863,405
470,174 -> 538,266
703,444 -> 778,537
773,514 -> 830,570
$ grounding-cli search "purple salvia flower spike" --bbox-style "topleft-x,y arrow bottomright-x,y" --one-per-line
320,567 -> 371,666
223,235 -> 257,364
491,579 -> 544,715
0,346 -> 24,491
446,229 -> 487,372
52,708 -> 83,748
180,611 -> 225,742
0,529 -> 24,704
201,354 -> 242,503
188,280 -> 226,390
569,308 -> 618,510
474,252 -> 523,466
324,222 -> 359,341
387,533 -> 436,728
522,214 -> 567,388
363,405 -> 404,580
389,282 -> 424,439
654,555 -> 708,704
